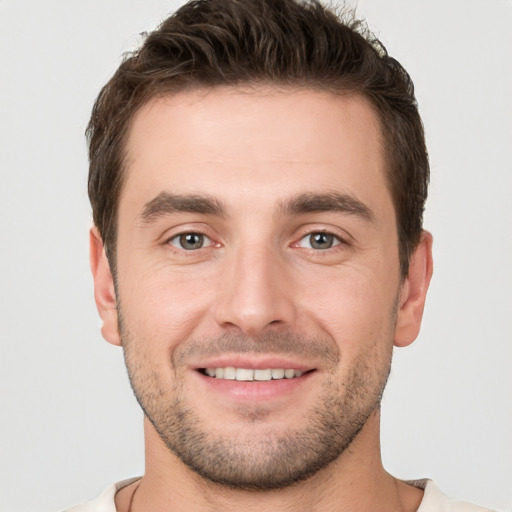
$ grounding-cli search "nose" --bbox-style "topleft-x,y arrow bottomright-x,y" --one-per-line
213,245 -> 297,337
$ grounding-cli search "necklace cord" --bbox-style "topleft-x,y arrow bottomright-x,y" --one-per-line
127,480 -> 141,512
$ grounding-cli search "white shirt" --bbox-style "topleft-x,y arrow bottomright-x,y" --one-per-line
64,478 -> 495,511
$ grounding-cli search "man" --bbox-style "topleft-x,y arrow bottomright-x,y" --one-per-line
68,0 -> 493,510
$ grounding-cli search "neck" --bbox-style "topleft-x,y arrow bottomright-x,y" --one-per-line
117,411 -> 423,512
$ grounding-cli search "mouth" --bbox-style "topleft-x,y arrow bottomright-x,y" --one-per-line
198,367 -> 311,381
194,361 -> 317,402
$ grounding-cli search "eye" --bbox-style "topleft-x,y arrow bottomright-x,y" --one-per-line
297,232 -> 341,250
168,232 -> 213,250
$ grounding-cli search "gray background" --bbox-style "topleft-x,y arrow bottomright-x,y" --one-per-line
0,1 -> 511,511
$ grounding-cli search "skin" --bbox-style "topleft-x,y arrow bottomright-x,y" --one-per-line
90,87 -> 433,512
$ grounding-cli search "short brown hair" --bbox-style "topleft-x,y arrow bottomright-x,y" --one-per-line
87,0 -> 429,276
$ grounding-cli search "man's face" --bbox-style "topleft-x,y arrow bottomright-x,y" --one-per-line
100,87 -> 411,488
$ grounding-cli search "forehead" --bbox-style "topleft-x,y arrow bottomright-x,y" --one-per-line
121,86 -> 391,218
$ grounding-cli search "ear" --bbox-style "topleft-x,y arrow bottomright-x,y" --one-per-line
394,231 -> 433,347
89,227 -> 121,346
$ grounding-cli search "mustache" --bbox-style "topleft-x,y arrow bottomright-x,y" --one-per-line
172,332 -> 340,366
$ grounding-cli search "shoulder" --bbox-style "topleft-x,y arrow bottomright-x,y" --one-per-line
413,479 -> 497,512
63,478 -> 140,512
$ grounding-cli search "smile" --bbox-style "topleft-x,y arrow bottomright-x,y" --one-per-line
200,367 -> 305,381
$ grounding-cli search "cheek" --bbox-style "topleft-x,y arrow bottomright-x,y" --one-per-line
295,265 -> 399,351
116,263 -> 216,347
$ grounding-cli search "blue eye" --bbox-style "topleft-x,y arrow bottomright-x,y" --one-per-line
169,233 -> 212,250
298,232 -> 341,250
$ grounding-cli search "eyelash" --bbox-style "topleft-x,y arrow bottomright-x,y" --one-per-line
293,230 -> 347,251
167,232 -> 215,251
166,229 -> 347,253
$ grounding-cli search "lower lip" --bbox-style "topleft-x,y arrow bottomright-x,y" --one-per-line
194,371 -> 315,401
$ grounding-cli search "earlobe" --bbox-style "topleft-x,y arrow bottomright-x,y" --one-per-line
394,231 -> 433,348
89,227 -> 121,346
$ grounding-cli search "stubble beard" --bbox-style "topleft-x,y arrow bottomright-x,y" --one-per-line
121,323 -> 394,491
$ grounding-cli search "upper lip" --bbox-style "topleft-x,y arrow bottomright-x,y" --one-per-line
191,354 -> 315,372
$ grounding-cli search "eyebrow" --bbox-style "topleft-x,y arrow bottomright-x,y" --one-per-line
138,190 -> 373,225
139,192 -> 227,223
279,191 -> 374,221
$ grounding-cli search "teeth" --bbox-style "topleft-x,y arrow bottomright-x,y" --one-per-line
254,369 -> 272,381
236,368 -> 254,381
271,368 -> 285,379
203,367 -> 305,381
223,367 -> 236,380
